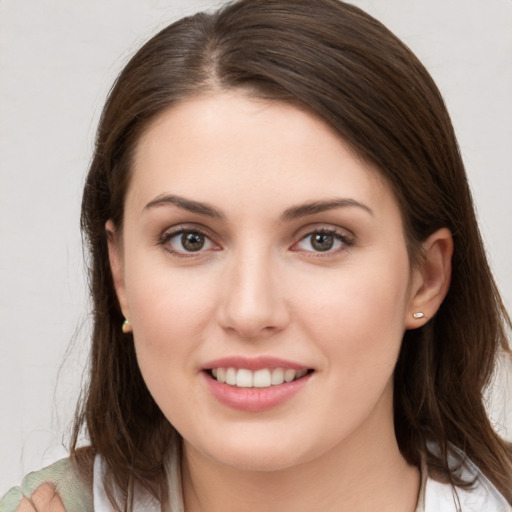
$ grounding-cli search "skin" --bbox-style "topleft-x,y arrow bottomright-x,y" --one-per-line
16,484 -> 65,512
108,92 -> 453,512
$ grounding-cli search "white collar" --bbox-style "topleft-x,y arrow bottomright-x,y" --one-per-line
93,456 -> 162,512
93,452 -> 510,512
421,455 -> 511,512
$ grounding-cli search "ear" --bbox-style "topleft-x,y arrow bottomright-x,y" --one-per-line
405,228 -> 453,329
106,219 -> 130,321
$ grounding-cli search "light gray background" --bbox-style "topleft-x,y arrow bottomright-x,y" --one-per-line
1,0 -> 511,493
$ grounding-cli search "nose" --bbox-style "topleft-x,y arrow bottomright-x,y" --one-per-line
217,249 -> 290,339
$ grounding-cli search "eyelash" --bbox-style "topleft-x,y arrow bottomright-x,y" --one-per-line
158,226 -> 354,258
158,227 -> 217,258
292,228 -> 354,256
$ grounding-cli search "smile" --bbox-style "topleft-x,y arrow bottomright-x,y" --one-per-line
203,357 -> 314,411
210,367 -> 309,388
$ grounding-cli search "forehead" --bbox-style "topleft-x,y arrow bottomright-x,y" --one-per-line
128,92 -> 398,221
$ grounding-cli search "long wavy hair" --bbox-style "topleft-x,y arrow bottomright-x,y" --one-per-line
73,0 -> 512,508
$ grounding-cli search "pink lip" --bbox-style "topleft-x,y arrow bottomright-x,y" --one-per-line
204,374 -> 311,412
201,356 -> 313,412
202,356 -> 307,371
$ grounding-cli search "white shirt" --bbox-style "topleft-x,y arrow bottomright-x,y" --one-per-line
93,452 -> 511,512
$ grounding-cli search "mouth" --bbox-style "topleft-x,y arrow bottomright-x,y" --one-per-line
206,367 -> 313,388
203,359 -> 314,411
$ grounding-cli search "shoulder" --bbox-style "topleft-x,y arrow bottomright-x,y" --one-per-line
93,455 -> 161,512
424,456 -> 512,512
0,458 -> 93,512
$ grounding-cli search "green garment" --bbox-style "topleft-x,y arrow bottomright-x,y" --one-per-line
0,458 -> 92,512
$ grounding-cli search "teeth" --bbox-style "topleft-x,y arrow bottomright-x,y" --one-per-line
271,367 -> 284,385
226,367 -> 237,386
236,369 -> 253,387
296,369 -> 307,379
210,367 -> 309,388
253,369 -> 271,388
284,369 -> 296,382
217,368 -> 226,383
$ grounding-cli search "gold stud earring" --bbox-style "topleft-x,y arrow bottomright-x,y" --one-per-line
122,319 -> 132,334
413,312 -> 425,319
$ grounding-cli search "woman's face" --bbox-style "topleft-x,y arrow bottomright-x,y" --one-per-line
109,92 -> 424,472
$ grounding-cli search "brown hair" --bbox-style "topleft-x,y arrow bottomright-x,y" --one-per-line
74,0 -> 512,507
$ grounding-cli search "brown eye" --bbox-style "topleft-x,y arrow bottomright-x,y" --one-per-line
181,232 -> 205,252
163,229 -> 216,255
311,233 -> 334,252
292,229 -> 352,254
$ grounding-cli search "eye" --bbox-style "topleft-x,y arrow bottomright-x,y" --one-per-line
292,229 -> 353,254
161,228 -> 217,255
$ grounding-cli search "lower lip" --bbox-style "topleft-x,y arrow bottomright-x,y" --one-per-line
203,372 -> 312,412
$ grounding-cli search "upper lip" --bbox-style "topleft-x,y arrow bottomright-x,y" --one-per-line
202,356 -> 310,372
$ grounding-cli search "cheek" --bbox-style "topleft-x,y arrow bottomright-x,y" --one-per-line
126,268 -> 215,419
123,258 -> 221,401
294,253 -> 411,363
126,255 -> 215,337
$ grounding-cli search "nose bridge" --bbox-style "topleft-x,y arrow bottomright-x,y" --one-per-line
218,242 -> 288,338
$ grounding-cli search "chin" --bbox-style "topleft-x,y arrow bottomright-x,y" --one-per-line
210,449 -> 305,473
187,428 -> 325,473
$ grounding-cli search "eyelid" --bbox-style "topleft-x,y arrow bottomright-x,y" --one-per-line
290,225 -> 355,254
158,224 -> 221,257
292,223 -> 354,241
156,222 -> 354,257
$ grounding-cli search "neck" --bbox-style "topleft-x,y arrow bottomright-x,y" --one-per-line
179,399 -> 420,512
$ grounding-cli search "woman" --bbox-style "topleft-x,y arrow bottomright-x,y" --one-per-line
2,0 -> 511,510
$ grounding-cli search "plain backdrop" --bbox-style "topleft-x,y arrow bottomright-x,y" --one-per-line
1,0 -> 511,494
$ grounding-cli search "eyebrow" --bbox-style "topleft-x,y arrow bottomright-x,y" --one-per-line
143,194 -> 224,218
281,198 -> 374,221
143,194 -> 373,221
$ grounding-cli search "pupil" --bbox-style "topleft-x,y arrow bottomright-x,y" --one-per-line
182,232 -> 205,252
312,233 -> 334,251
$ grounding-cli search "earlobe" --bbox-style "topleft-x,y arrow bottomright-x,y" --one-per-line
106,219 -> 130,320
406,228 -> 453,330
